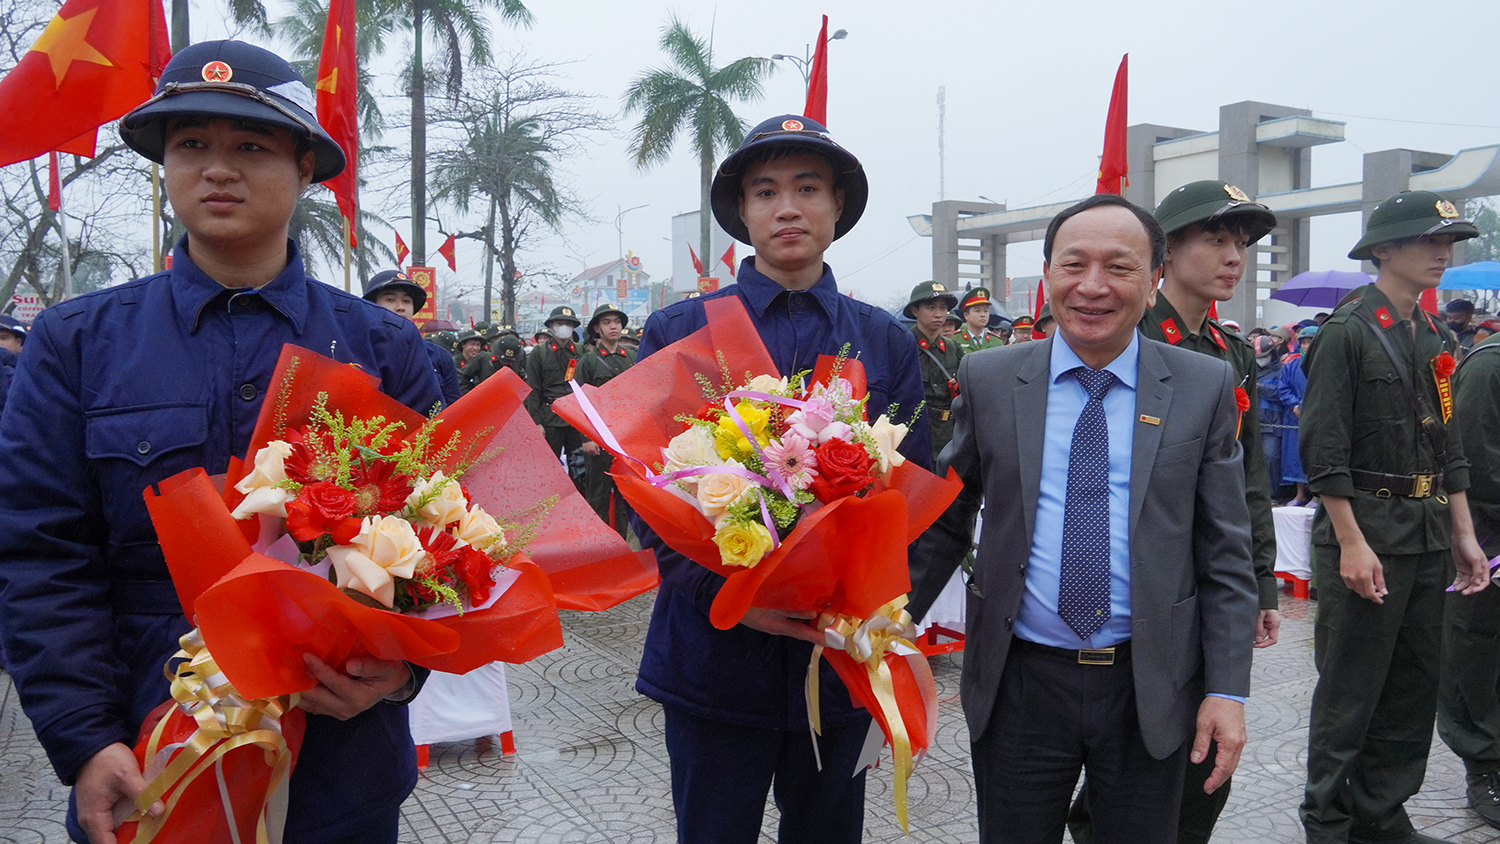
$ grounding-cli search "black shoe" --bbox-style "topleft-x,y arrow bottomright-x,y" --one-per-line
1469,772 -> 1500,830
1349,833 -> 1452,844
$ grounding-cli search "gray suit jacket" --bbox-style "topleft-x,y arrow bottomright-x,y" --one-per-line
942,335 -> 1257,759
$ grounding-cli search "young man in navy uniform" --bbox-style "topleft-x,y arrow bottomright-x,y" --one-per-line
0,41 -> 441,844
363,268 -> 461,406
633,115 -> 929,844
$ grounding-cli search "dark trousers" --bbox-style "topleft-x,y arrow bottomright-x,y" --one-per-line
1438,583 -> 1500,776
584,450 -> 629,537
662,705 -> 869,844
972,641 -> 1187,844
543,424 -> 584,492
1301,546 -> 1449,844
1067,747 -> 1230,844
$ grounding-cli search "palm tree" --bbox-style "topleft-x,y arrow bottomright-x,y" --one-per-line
273,0 -> 401,134
430,106 -> 561,325
397,0 -> 532,265
289,187 -> 399,285
624,14 -> 772,274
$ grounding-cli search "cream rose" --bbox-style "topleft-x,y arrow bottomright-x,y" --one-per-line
662,425 -> 718,488
869,415 -> 909,477
745,374 -> 789,396
696,467 -> 753,525
406,471 -> 468,527
453,505 -> 505,552
230,440 -> 296,518
326,515 -> 425,607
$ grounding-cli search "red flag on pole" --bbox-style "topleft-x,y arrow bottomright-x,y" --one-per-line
720,243 -> 736,277
1034,279 -> 1047,320
316,0 -> 358,246
688,245 -> 704,276
803,15 -> 830,124
437,234 -> 457,272
1094,54 -> 1128,196
0,0 -> 171,166
395,231 -> 409,266
48,152 -> 63,211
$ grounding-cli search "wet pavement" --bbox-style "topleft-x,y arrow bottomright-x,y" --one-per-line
4,587 -> 1499,843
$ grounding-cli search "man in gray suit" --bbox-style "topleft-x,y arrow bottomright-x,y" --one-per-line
926,193 -> 1259,843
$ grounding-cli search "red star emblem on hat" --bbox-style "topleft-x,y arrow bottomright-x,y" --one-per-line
202,60 -> 232,82
782,119 -> 804,131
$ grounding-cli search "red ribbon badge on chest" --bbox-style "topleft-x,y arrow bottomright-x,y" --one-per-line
1432,352 -> 1457,422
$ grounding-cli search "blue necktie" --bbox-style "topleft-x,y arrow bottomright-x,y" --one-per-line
1058,366 -> 1116,641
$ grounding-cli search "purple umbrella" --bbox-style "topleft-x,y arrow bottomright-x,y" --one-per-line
1270,270 -> 1373,309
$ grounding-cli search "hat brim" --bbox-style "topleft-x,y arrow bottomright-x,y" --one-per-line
588,308 -> 629,332
1158,199 -> 1277,244
1348,218 -> 1480,260
902,294 -> 959,319
363,280 -> 428,314
546,316 -> 581,327
711,137 -> 868,245
121,89 -> 345,183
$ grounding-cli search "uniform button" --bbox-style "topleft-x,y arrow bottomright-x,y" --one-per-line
1004,617 -> 1014,630
136,441 -> 151,455
1018,564 -> 1026,575
239,383 -> 257,401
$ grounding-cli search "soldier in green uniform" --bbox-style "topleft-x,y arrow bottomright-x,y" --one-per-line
1067,179 -> 1281,844
490,332 -> 525,378
576,303 -> 637,537
1300,190 -> 1491,844
956,287 -> 1006,353
1009,313 -> 1035,343
526,305 -> 584,488
1438,329 -> 1500,830
454,327 -> 490,394
904,281 -> 962,464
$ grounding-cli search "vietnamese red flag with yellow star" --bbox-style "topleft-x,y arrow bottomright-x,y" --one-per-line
0,0 -> 170,166
1094,53 -> 1128,196
316,0 -> 358,246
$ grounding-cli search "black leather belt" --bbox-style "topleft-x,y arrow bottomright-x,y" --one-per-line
1012,637 -> 1131,666
1350,469 -> 1444,499
932,409 -> 953,422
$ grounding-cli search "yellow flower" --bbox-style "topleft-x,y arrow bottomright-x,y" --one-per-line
713,520 -> 774,569
714,400 -> 771,461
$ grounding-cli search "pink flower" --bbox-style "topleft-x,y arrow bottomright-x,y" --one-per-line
761,432 -> 819,490
787,397 -> 837,442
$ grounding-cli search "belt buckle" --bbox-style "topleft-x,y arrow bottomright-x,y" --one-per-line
1412,474 -> 1434,499
1078,647 -> 1115,666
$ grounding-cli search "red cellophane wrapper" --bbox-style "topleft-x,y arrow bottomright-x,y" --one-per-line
552,296 -> 960,630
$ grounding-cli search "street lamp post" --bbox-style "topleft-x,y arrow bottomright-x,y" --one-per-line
770,28 -> 847,93
615,203 -> 648,276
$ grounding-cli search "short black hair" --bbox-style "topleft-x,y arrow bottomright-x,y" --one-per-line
735,144 -> 851,196
1165,216 -> 1259,247
1043,193 -> 1167,270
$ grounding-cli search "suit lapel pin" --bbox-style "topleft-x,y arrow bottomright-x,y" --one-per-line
1138,414 -> 1161,426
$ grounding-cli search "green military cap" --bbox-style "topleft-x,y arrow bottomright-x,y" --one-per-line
533,328 -> 552,341
1348,190 -> 1479,260
960,287 -> 992,312
482,323 -> 505,341
545,305 -> 581,327
1154,180 -> 1277,244
587,302 -> 629,333
493,334 -> 524,361
903,281 -> 960,318
1036,303 -> 1053,325
945,310 -> 964,327
432,330 -> 458,352
456,328 -> 485,345
1011,314 -> 1034,329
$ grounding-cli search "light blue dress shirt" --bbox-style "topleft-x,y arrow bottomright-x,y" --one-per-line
1014,332 -> 1139,650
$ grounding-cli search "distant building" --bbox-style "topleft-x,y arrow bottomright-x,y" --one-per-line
571,258 -> 653,327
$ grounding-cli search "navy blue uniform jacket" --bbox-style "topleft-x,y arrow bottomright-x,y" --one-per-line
633,258 -> 930,730
0,240 -> 442,842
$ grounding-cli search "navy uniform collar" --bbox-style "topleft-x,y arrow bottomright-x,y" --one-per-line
735,257 -> 841,320
172,237 -> 310,334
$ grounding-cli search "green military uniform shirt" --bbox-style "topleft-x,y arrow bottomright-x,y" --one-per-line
957,327 -> 1006,354
575,343 -> 636,387
1301,284 -> 1471,553
1453,332 -> 1500,557
912,326 -> 963,462
524,338 -> 580,428
456,352 -> 491,394
1139,296 -> 1278,610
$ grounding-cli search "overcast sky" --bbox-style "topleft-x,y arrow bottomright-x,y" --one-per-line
193,0 -> 1500,311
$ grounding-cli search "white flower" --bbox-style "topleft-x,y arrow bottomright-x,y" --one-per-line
662,425 -> 718,488
696,467 -> 753,526
230,440 -> 296,518
326,515 -> 425,607
745,374 -> 789,396
869,415 -> 909,477
453,505 -> 505,553
406,471 -> 468,527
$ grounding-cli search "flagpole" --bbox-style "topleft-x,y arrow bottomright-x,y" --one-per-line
56,201 -> 73,299
342,215 -> 352,292
151,163 -> 162,272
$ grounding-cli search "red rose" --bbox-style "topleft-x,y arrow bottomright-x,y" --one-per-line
807,438 -> 876,503
1234,386 -> 1251,413
693,402 -> 724,423
285,482 -> 359,542
453,547 -> 496,605
1434,352 -> 1457,379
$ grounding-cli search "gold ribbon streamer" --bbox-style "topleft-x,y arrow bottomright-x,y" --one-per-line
807,597 -> 920,833
127,629 -> 299,844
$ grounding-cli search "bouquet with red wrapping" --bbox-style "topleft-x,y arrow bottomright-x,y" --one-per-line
553,296 -> 960,830
118,345 -> 657,844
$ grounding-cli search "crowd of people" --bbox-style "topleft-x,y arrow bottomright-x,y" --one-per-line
0,36 -> 1498,844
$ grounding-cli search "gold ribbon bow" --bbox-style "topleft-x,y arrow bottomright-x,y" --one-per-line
805,597 -> 920,833
128,629 -> 299,844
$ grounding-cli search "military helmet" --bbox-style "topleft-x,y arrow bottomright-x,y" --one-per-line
903,281 -> 960,319
120,40 -> 345,182
587,302 -> 629,334
1349,190 -> 1479,260
1154,180 -> 1277,245
362,269 -> 426,313
493,334 -> 523,362
944,310 -> 964,328
456,328 -> 485,347
711,114 -> 868,245
545,306 -> 581,328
